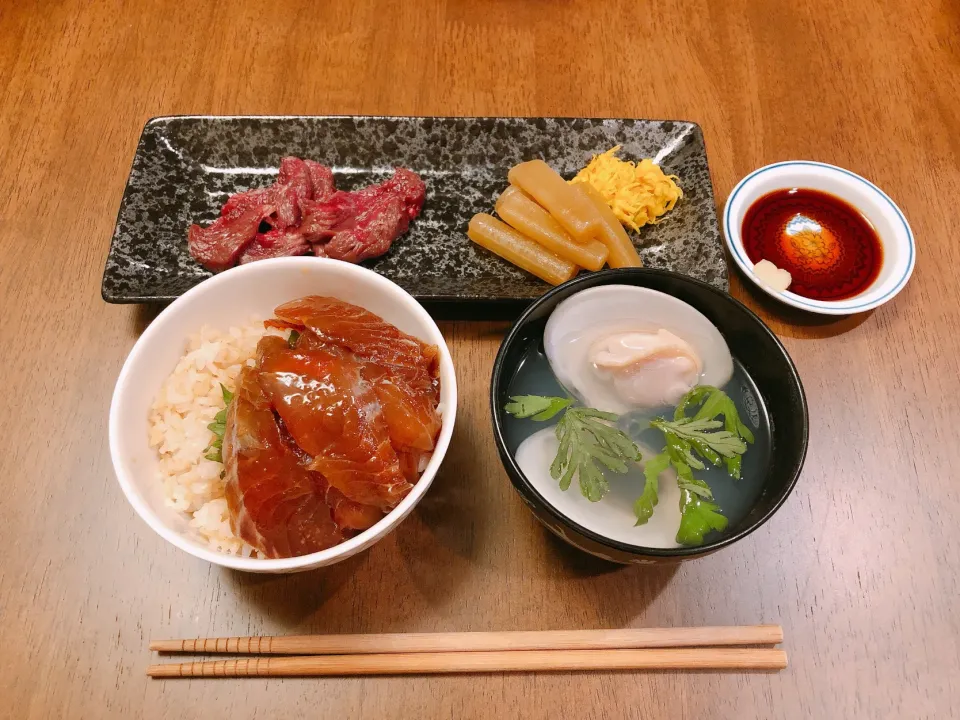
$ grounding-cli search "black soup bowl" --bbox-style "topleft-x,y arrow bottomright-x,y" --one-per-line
490,268 -> 808,564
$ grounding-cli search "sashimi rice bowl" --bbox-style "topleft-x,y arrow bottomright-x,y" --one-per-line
110,258 -> 457,573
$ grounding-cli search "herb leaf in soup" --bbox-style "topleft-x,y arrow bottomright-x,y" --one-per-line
634,451 -> 670,525
675,461 -> 728,545
652,417 -> 746,465
655,385 -> 753,479
504,395 -> 572,421
506,386 -> 754,546
676,493 -> 729,546
505,396 -> 641,502
644,385 -> 754,545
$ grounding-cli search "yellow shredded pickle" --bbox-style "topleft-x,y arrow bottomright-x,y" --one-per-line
569,146 -> 683,232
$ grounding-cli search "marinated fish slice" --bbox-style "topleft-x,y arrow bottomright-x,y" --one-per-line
271,297 -> 440,386
225,400 -> 340,558
256,484 -> 316,558
223,366 -> 343,558
281,328 -> 438,481
495,185 -> 609,271
327,486 -> 385,532
507,159 -> 603,242
223,465 -> 282,555
283,489 -> 345,556
255,336 -> 412,510
289,326 -> 439,471
468,213 -> 578,286
397,450 -> 428,484
577,183 -> 643,268
363,363 -> 441,453
311,448 -> 411,510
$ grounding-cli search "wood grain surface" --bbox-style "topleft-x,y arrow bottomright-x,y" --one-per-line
1,1 -> 958,718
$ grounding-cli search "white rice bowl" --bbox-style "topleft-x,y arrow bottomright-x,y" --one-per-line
148,320 -> 286,556
109,258 -> 457,574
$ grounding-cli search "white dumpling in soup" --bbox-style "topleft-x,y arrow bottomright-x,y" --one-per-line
544,285 -> 734,414
589,329 -> 702,408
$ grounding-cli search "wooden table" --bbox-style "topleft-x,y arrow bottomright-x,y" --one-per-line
2,1 -> 958,717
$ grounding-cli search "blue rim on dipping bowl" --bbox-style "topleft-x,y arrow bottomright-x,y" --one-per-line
490,268 -> 808,563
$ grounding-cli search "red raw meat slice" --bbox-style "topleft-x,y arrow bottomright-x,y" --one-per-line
238,229 -> 311,264
345,168 -> 426,220
301,169 -> 426,260
187,205 -> 263,271
370,167 -> 426,220
277,157 -> 311,190
270,157 -> 313,228
299,192 -> 356,243
222,366 -> 343,558
305,160 -> 336,201
221,187 -> 274,218
254,335 -> 412,511
319,194 -> 409,264
221,159 -> 329,229
188,161 -> 422,271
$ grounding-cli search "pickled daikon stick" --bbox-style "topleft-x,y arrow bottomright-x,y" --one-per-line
495,186 -> 608,271
576,183 -> 643,268
468,214 -> 578,286
507,160 -> 602,243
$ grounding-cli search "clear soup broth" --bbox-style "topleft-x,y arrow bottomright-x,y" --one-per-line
504,335 -> 773,545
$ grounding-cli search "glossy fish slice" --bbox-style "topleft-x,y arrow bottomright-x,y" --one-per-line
255,336 -> 413,511
271,296 -> 442,457
362,362 -> 441,453
270,296 -> 440,392
222,366 -> 343,558
326,486 -> 385,532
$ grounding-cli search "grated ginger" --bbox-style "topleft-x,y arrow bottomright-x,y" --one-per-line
569,146 -> 682,232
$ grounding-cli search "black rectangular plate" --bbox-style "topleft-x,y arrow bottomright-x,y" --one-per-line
102,116 -> 726,318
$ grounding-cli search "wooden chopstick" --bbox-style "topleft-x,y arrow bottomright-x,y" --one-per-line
147,647 -> 787,677
149,625 -> 783,655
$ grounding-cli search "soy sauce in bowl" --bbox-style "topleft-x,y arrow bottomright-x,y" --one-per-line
741,188 -> 883,301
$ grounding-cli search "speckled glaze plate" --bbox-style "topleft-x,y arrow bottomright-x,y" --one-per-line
102,116 -> 726,317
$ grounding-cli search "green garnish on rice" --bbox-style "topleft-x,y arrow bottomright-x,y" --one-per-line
203,383 -> 234,463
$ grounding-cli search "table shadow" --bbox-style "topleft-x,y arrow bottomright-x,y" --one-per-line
132,302 -> 166,335
218,422 -> 488,629
393,421 -> 491,600
730,267 -> 875,339
533,528 -> 680,626
220,551 -> 368,629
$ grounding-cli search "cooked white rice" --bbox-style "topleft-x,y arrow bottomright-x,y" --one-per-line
148,318 -> 285,556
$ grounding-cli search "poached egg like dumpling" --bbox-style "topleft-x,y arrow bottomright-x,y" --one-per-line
544,285 -> 734,414
589,329 -> 702,409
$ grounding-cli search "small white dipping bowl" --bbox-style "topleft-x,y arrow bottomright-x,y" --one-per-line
109,258 -> 457,573
723,161 -> 915,315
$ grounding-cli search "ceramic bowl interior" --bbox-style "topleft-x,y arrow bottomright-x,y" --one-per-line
723,160 -> 915,315
110,257 -> 457,573
491,268 -> 807,562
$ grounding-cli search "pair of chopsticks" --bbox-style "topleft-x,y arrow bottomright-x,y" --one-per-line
147,625 -> 786,677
